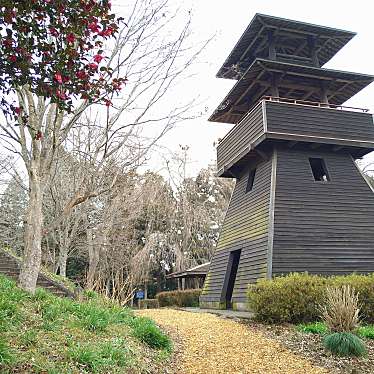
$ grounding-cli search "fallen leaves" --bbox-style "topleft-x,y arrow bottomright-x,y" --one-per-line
137,309 -> 328,374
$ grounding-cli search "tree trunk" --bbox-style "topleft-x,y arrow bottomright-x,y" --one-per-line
19,174 -> 44,294
58,247 -> 68,277
86,228 -> 99,289
57,227 -> 70,277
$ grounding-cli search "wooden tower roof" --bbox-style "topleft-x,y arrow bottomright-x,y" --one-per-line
217,13 -> 356,79
210,59 -> 374,124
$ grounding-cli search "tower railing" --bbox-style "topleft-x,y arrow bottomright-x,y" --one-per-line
262,96 -> 370,113
218,97 -> 371,146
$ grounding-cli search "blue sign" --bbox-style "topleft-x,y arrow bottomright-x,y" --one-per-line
136,290 -> 144,299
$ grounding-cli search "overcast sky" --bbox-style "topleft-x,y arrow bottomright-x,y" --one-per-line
119,0 -> 374,177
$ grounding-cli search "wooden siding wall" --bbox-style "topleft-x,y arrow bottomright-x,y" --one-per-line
266,101 -> 374,143
272,148 -> 374,275
216,102 -> 264,172
201,157 -> 272,304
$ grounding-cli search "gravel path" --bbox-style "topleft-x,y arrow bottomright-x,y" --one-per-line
138,309 -> 329,374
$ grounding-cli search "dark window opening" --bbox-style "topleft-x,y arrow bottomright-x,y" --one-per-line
246,169 -> 256,192
309,158 -> 330,182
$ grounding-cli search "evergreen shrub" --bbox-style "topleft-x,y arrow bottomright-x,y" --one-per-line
247,273 -> 326,323
247,273 -> 374,324
323,332 -> 366,357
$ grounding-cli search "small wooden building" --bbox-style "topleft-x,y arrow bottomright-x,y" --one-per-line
166,262 -> 210,290
200,14 -> 374,311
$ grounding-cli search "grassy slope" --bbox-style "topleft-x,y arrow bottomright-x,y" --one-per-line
0,275 -> 171,373
1,247 -> 76,293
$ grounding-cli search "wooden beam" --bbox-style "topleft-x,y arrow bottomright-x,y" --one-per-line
221,68 -> 234,78
268,131 -> 374,149
310,143 -> 322,149
239,25 -> 265,61
302,89 -> 318,100
287,70 -> 352,84
231,104 -> 251,113
233,70 -> 265,106
293,40 -> 308,55
257,80 -> 332,95
286,89 -> 295,98
254,149 -> 269,160
256,85 -> 271,101
252,36 -> 268,55
308,35 -> 319,67
320,81 -> 329,105
268,29 -> 276,60
276,53 -> 312,61
294,40 -> 308,55
269,27 -> 347,41
270,27 -> 317,38
231,110 -> 249,116
316,37 -> 333,53
225,167 -> 240,179
259,63 -> 355,83
328,82 -> 350,101
270,73 -> 280,97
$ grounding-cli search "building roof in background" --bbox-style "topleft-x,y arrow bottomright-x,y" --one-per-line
166,262 -> 210,279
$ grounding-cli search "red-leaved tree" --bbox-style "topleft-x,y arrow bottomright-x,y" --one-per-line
1,0 -> 126,117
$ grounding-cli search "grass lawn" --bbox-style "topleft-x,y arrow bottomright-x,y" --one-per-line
0,274 -> 172,373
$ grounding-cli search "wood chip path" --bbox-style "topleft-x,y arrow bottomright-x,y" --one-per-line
138,309 -> 329,374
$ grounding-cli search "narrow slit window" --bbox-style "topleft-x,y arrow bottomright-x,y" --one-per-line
246,169 -> 256,192
309,158 -> 330,182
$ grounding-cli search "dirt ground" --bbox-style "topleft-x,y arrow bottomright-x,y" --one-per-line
137,309 -> 328,374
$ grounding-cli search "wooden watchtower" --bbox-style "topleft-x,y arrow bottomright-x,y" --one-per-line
200,14 -> 374,311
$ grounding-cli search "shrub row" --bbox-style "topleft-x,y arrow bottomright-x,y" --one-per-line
247,272 -> 374,324
156,289 -> 201,307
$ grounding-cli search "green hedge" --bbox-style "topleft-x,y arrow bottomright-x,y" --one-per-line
156,289 -> 201,307
247,273 -> 374,324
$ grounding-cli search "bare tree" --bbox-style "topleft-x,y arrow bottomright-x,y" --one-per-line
0,177 -> 27,254
165,146 -> 234,271
84,171 -> 172,301
0,0 -> 207,293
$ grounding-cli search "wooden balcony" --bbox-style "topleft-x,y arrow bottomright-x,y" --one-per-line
216,98 -> 374,177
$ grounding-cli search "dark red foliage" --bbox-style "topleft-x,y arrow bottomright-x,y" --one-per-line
66,33 -> 76,44
35,131 -> 43,140
93,54 -> 104,63
0,0 -> 127,117
88,63 -> 98,70
54,73 -> 63,84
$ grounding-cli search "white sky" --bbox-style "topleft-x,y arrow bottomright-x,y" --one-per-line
125,0 -> 374,177
2,2 -> 373,182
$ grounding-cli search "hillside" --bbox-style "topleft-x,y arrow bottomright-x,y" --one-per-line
0,275 -> 172,373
